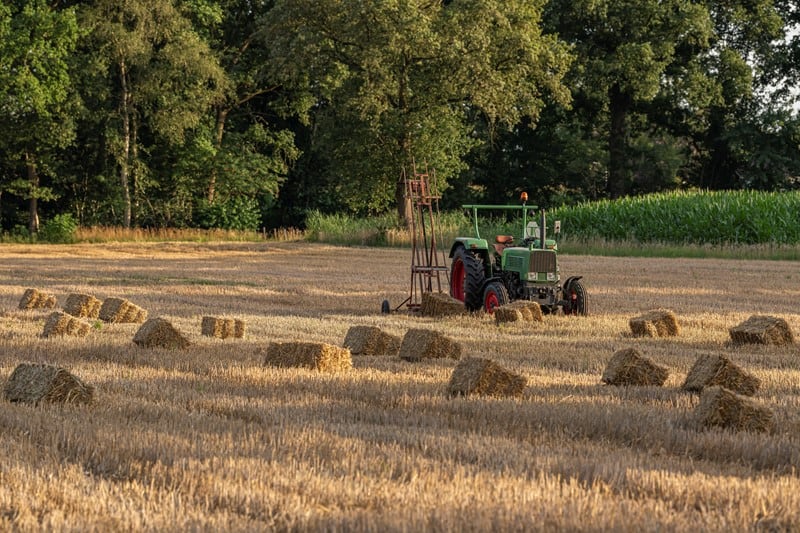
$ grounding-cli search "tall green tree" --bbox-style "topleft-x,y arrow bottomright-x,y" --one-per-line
0,1 -> 79,233
178,0 -> 299,220
79,0 -> 226,227
266,0 -> 572,221
545,0 -> 713,198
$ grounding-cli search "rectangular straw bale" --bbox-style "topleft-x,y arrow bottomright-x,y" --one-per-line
682,353 -> 760,396
4,363 -> 93,405
99,297 -> 148,324
601,348 -> 669,386
494,306 -> 524,324
264,342 -> 352,372
420,292 -> 467,317
447,357 -> 527,397
343,325 -> 401,356
233,319 -> 246,339
695,386 -> 774,433
201,316 -> 245,339
18,288 -> 57,310
629,309 -> 680,337
494,301 -> 543,324
63,293 -> 102,319
42,311 -> 90,338
510,300 -> 543,322
398,328 -> 462,362
133,317 -> 190,349
729,315 -> 794,345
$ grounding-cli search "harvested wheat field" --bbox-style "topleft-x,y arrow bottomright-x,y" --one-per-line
1,242 -> 799,531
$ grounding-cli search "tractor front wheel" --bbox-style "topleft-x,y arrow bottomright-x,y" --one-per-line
482,281 -> 509,313
563,279 -> 589,316
450,247 -> 485,311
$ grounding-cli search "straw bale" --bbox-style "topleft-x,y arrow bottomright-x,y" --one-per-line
201,316 -> 246,339
343,325 -> 401,356
99,297 -> 148,324
63,293 -> 102,319
494,300 -> 543,324
420,292 -> 467,317
729,315 -> 794,346
18,288 -> 57,310
682,353 -> 760,396
133,318 -> 191,349
629,309 -> 680,337
447,357 -> 527,397
4,363 -> 93,405
264,342 -> 352,372
695,386 -> 774,433
398,328 -> 462,362
601,348 -> 669,386
42,311 -> 90,338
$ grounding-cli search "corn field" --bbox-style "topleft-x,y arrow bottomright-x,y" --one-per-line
553,190 -> 800,245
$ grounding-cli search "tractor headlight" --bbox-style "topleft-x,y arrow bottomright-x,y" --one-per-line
547,272 -> 556,281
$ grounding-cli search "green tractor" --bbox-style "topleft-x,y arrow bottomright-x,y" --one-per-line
449,195 -> 588,315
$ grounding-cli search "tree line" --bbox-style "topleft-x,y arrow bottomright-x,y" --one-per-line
1,0 -> 798,234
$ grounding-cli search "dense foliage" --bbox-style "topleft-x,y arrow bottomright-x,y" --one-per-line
0,0 -> 798,235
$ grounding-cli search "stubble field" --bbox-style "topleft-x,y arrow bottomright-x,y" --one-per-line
0,242 -> 799,531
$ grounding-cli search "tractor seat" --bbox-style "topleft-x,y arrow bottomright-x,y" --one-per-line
493,235 -> 514,255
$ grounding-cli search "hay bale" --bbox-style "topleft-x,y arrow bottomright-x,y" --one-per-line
264,342 -> 352,372
682,353 -> 760,396
398,328 -> 462,362
601,348 -> 669,386
133,318 -> 190,349
695,386 -> 774,433
63,293 -> 102,319
233,319 -> 246,339
420,292 -> 467,317
494,306 -> 524,324
729,315 -> 794,346
343,325 -> 401,356
98,297 -> 148,324
200,316 -> 246,339
42,311 -> 90,338
4,363 -> 93,405
447,357 -> 527,397
494,300 -> 543,324
18,288 -> 57,310
629,309 -> 680,337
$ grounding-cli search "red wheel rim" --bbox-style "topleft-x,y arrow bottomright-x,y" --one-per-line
451,258 -> 465,301
484,290 -> 500,313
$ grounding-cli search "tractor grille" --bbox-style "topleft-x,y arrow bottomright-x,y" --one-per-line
529,250 -> 556,273
506,256 -> 524,270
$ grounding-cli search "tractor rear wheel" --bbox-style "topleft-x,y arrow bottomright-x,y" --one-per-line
563,279 -> 589,316
482,281 -> 509,313
450,246 -> 485,311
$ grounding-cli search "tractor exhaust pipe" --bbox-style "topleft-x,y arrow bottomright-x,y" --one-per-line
539,210 -> 546,249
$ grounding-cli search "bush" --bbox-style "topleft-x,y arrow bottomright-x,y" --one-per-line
38,214 -> 78,244
195,197 -> 261,231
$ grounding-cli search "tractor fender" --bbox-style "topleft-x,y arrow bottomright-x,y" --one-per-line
563,276 -> 583,291
480,277 -> 503,293
449,237 -> 489,258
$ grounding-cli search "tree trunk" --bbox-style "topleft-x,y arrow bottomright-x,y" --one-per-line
119,58 -> 132,229
26,152 -> 40,234
208,107 -> 229,203
607,83 -> 632,199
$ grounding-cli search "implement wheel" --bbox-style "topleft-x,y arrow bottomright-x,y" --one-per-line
450,246 -> 485,311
